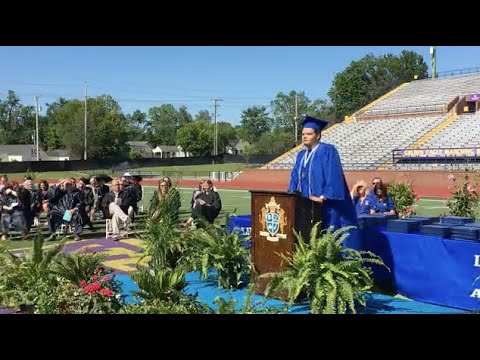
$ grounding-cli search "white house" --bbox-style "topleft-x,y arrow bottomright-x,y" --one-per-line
152,145 -> 190,158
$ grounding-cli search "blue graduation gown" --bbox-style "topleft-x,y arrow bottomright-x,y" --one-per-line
288,143 -> 358,230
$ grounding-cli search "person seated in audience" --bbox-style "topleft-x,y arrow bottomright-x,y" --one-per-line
370,182 -> 396,216
95,176 -> 111,220
77,177 -> 95,231
122,173 -> 133,190
46,179 -> 84,241
0,182 -> 30,241
191,182 -> 202,210
102,178 -> 134,240
38,180 -> 50,226
0,175 -> 9,192
149,177 -> 181,223
23,179 -> 38,231
88,176 -> 98,222
131,175 -> 143,214
350,180 -> 372,216
182,179 -> 221,228
370,177 -> 383,195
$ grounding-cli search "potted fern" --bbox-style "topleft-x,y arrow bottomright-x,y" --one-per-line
184,222 -> 252,289
0,234 -> 66,312
125,266 -> 211,314
262,224 -> 387,314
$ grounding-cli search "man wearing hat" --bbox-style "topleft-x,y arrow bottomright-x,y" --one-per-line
288,115 -> 357,230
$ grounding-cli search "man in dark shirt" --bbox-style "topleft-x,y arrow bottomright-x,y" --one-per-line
46,179 -> 84,241
183,179 -> 222,227
131,175 -> 143,213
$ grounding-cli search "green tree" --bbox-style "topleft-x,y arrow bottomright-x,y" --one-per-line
175,121 -> 213,157
254,129 -> 294,156
126,109 -> 148,141
238,106 -> 271,144
309,99 -> 337,123
43,98 -> 69,150
147,104 -> 178,146
0,90 -> 36,145
328,51 -> 428,119
46,95 -> 130,160
194,110 -> 212,123
177,105 -> 193,127
270,91 -> 311,132
216,121 -> 238,154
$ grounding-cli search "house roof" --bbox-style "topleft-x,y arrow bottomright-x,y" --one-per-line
234,140 -> 249,150
127,141 -> 150,147
152,145 -> 179,153
0,145 -> 49,160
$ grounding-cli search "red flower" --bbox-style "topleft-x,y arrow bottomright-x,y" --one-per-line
102,276 -> 110,282
79,280 -> 87,287
92,275 -> 98,281
98,288 -> 114,297
92,282 -> 101,291
84,284 -> 95,294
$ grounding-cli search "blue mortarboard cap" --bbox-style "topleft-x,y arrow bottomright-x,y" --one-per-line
301,115 -> 328,131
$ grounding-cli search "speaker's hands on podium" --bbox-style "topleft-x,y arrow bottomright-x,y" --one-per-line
309,195 -> 326,204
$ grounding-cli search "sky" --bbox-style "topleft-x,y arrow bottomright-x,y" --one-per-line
1,46 -> 480,125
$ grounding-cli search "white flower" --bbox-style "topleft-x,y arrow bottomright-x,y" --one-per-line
74,292 -> 79,296
115,294 -> 122,300
149,269 -> 155,276
56,276 -> 62,281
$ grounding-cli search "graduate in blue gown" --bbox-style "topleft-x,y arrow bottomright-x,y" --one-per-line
288,116 -> 358,230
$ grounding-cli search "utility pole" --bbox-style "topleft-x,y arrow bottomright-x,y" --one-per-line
84,81 -> 88,160
34,96 -> 39,161
294,93 -> 298,144
430,46 -> 437,79
212,98 -> 222,155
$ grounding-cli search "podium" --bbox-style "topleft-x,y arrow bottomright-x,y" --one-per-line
249,190 -> 322,295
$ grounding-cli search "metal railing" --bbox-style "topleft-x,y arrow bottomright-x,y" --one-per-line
433,67 -> 480,79
363,103 -> 446,117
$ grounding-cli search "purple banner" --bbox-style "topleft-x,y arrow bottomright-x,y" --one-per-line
467,94 -> 480,102
400,148 -> 480,159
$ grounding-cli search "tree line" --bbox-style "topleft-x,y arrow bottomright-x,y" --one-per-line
0,51 -> 428,159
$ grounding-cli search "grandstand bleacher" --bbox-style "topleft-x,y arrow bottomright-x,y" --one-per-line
264,73 -> 480,172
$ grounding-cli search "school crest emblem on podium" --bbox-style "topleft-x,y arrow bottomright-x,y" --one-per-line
259,196 -> 287,242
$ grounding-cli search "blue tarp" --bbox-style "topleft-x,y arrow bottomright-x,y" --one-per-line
227,215 -> 480,311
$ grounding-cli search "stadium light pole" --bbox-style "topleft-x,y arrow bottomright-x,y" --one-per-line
84,81 -> 88,160
34,96 -> 40,161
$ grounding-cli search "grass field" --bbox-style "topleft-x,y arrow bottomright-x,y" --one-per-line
4,185 -> 479,251
139,186 -> 480,219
